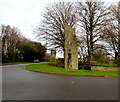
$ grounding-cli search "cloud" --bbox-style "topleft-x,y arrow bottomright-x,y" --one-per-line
0,0 -> 45,40
0,0 -> 119,40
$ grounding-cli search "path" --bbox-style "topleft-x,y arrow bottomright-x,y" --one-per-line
2,64 -> 118,100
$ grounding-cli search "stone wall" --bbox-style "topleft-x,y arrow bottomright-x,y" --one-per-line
92,66 -> 120,71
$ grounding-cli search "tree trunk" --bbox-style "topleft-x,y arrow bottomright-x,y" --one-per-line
117,2 -> 120,66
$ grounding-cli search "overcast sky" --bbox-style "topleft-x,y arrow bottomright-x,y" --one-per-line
0,0 -> 119,41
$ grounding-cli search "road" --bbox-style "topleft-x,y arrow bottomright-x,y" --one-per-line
2,64 -> 119,100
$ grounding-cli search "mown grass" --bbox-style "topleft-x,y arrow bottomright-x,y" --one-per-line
25,62 -> 119,77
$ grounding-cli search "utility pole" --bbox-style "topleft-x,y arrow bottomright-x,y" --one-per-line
45,28 -> 48,62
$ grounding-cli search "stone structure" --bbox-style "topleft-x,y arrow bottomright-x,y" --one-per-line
64,25 -> 78,69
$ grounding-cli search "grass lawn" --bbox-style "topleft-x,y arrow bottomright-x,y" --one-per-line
2,62 -> 31,65
25,62 -> 119,77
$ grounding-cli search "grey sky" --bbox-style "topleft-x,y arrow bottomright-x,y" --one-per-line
0,0 -> 119,41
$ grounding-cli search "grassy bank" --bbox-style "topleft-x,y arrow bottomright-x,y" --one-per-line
25,62 -> 119,77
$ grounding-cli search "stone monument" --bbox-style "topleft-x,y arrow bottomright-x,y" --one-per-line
64,25 -> 78,69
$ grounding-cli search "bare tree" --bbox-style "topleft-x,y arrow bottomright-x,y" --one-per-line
1,25 -> 21,62
76,1 -> 111,64
100,3 -> 120,64
101,23 -> 119,61
78,36 -> 88,62
117,1 -> 120,66
37,2 -> 77,53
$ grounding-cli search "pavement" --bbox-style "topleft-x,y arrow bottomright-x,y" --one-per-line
2,63 -> 119,100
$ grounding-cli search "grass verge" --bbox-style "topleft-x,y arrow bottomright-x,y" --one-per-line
25,62 -> 119,77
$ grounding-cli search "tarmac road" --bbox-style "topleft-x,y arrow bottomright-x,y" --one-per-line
2,63 -> 119,100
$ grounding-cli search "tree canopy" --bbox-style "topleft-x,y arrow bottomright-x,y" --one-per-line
1,24 -> 46,63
